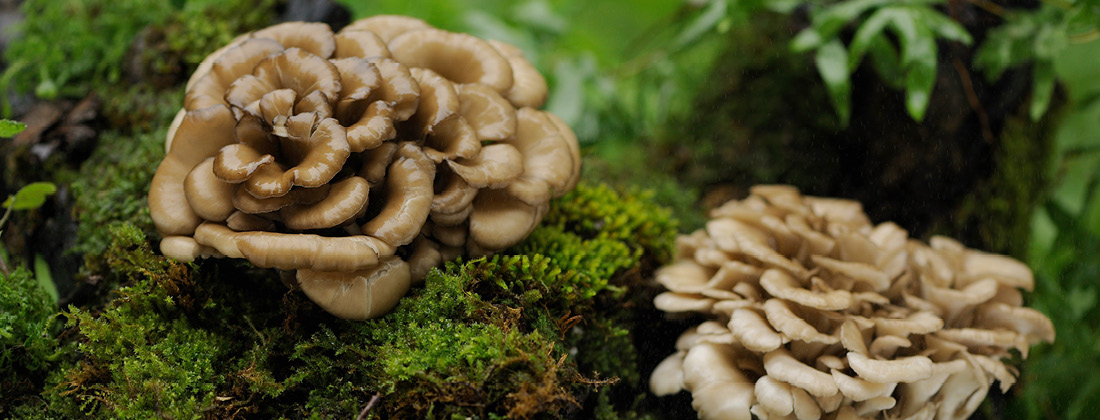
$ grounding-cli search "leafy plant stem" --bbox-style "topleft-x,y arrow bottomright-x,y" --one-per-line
1070,29 -> 1100,43
966,0 -> 1003,17
0,197 -> 13,229
0,247 -> 7,276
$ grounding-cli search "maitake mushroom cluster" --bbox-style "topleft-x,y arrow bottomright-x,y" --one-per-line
148,16 -> 580,320
649,186 -> 1054,420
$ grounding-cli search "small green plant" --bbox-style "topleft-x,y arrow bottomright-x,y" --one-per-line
1,120 -> 58,278
1016,28 -> 1100,419
720,0 -> 1100,125
790,0 -> 972,123
0,119 -> 26,137
975,1 -> 1100,120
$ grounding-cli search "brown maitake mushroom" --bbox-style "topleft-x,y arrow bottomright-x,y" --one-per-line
149,17 -> 580,320
649,185 -> 1054,420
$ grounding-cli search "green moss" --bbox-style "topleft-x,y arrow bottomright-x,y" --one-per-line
41,223 -> 224,418
3,0 -> 168,99
69,113 -> 174,259
2,0 -> 277,101
0,267 -> 62,413
539,183 -> 678,265
133,0 -> 279,87
35,183 -> 678,419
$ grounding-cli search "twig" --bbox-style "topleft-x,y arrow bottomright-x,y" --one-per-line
1070,28 -> 1100,44
355,394 -> 382,420
966,0 -> 1004,17
953,58 -> 995,145
0,201 -> 13,276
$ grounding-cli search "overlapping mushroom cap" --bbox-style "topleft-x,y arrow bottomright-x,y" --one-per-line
649,185 -> 1054,420
149,16 -> 580,320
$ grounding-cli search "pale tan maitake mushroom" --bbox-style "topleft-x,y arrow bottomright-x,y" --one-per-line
149,17 -> 580,320
649,185 -> 1054,420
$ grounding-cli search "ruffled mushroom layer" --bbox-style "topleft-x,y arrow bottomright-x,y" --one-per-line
149,16 -> 580,320
649,185 -> 1054,420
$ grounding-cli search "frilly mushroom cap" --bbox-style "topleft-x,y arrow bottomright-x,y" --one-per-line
649,185 -> 1055,420
150,105 -> 238,236
149,15 -> 580,320
388,29 -> 514,94
488,40 -> 549,109
297,257 -> 412,320
342,15 -> 432,42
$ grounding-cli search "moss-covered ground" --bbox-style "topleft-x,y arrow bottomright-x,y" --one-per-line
2,181 -> 677,418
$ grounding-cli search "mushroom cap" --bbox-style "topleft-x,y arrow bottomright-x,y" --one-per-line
342,15 -> 432,42
334,29 -> 391,59
360,143 -> 435,248
232,183 -> 329,214
446,143 -> 524,189
235,232 -> 396,272
682,342 -> 754,420
488,40 -> 549,108
405,67 -> 459,137
366,57 -> 420,121
160,236 -> 220,262
650,352 -> 687,397
150,105 -> 238,236
505,108 -> 578,206
847,352 -> 933,384
468,188 -> 546,252
185,38 -> 286,110
388,28 -> 514,94
252,21 -> 336,58
406,236 -> 443,283
297,257 -> 411,320
281,176 -> 370,230
763,348 -> 838,398
184,157 -> 237,222
729,308 -> 785,352
456,82 -> 517,141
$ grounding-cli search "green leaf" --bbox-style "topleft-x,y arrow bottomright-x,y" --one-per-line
867,35 -> 906,90
765,0 -> 801,14
34,253 -> 59,303
0,119 -> 25,137
1029,206 -> 1057,264
791,0 -> 893,53
790,29 -> 825,53
905,37 -> 938,121
815,39 -> 852,125
848,8 -> 895,71
888,9 -> 923,66
1031,60 -> 1056,120
2,182 -> 58,210
812,0 -> 892,42
1033,20 -> 1068,61
1052,153 -> 1100,217
672,0 -> 728,50
914,6 -> 972,44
